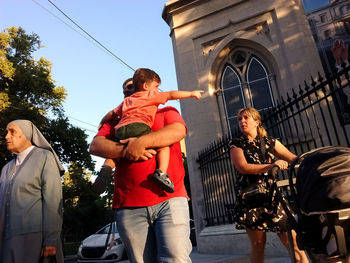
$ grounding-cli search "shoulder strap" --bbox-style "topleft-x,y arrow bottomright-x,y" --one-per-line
259,136 -> 266,163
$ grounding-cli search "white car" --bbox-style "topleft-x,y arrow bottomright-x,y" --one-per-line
77,222 -> 127,262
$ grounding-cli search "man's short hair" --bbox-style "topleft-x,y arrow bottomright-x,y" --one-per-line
133,68 -> 161,92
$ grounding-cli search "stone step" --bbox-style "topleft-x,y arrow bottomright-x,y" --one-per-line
216,256 -> 291,263
190,247 -> 291,263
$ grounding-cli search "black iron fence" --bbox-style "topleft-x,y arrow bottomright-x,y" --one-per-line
197,66 -> 350,227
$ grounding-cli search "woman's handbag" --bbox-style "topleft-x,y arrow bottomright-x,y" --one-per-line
239,137 -> 276,208
240,175 -> 275,209
241,177 -> 269,200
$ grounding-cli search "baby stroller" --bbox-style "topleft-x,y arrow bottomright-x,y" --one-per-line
279,146 -> 350,263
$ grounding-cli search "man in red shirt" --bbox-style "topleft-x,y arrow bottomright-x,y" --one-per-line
89,74 -> 192,263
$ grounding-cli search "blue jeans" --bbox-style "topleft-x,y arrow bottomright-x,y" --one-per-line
115,197 -> 192,263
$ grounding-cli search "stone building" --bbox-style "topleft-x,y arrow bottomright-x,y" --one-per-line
162,0 -> 325,256
306,0 -> 350,73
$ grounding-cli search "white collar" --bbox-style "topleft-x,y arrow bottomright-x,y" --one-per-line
15,145 -> 35,166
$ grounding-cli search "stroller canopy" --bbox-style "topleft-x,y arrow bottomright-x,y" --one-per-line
296,146 -> 350,214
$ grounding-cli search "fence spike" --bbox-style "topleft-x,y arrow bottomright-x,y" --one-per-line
281,95 -> 286,106
276,98 -> 280,108
276,99 -> 282,110
335,73 -> 342,85
310,76 -> 316,87
304,80 -> 310,91
318,71 -> 324,83
298,84 -> 303,96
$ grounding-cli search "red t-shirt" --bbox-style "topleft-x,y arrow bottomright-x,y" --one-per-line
96,106 -> 189,208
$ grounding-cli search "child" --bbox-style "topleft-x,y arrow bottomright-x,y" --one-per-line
99,68 -> 203,193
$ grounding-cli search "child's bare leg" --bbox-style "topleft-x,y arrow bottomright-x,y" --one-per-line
157,146 -> 170,173
151,146 -> 174,193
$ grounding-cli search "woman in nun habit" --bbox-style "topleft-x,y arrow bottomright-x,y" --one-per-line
0,120 -> 64,263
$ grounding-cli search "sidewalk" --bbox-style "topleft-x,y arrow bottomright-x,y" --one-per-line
190,247 -> 290,263
117,247 -> 291,263
65,247 -> 291,263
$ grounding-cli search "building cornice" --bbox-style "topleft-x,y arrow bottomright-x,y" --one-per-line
162,0 -> 247,35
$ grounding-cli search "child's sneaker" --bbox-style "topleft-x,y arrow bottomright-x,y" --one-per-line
151,169 -> 174,193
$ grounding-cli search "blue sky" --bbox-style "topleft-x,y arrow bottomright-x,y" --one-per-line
1,0 -> 180,168
0,0 -> 329,168
302,0 -> 329,13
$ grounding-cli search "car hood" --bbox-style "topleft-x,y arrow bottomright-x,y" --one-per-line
82,234 -> 121,247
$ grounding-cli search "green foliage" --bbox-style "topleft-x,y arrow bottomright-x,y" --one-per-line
0,27 -> 15,81
43,117 -> 94,171
0,26 -> 111,243
0,27 -> 65,114
62,162 -> 113,242
0,26 -> 93,169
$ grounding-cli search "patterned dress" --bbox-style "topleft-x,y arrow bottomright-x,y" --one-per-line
230,135 -> 288,232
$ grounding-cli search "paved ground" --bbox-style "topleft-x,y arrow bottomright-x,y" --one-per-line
117,247 -> 244,263
66,247 -> 292,263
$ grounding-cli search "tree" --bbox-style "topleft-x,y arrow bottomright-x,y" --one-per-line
0,27 -> 77,168
62,162 -> 112,242
0,27 -> 110,245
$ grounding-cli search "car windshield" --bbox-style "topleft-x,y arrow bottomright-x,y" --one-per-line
96,222 -> 119,234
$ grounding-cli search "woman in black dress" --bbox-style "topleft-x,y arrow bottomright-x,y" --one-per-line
230,107 -> 308,263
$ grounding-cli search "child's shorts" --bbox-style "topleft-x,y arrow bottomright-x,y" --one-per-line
115,122 -> 151,141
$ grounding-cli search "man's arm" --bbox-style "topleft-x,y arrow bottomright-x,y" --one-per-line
121,122 -> 186,161
90,135 -> 156,161
89,136 -> 125,159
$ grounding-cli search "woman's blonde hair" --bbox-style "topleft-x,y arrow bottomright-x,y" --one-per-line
238,107 -> 267,137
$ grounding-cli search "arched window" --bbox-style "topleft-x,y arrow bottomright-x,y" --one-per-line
221,66 -> 244,133
247,57 -> 274,110
220,49 -> 274,134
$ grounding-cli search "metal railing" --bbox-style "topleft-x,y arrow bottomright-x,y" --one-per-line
197,66 -> 350,226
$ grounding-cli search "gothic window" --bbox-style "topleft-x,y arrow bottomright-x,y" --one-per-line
221,66 -> 244,133
247,57 -> 274,110
220,49 -> 274,135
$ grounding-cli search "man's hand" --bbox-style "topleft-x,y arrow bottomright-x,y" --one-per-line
120,137 -> 156,161
41,246 -> 56,257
